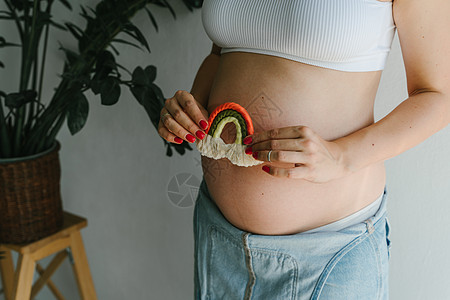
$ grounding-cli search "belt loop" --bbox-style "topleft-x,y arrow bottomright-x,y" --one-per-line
365,219 -> 375,234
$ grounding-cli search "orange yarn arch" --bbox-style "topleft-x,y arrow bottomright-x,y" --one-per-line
206,102 -> 254,136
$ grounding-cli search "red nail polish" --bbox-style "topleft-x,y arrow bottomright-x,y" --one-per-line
174,137 -> 183,144
200,120 -> 208,130
262,166 -> 270,173
252,151 -> 258,159
186,134 -> 196,143
245,147 -> 252,155
243,136 -> 252,145
196,130 -> 205,140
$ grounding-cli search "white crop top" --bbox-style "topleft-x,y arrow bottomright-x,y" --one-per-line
201,0 -> 397,72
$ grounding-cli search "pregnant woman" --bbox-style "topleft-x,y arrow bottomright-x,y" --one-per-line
158,0 -> 450,299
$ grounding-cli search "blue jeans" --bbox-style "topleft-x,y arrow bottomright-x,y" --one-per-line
193,178 -> 391,300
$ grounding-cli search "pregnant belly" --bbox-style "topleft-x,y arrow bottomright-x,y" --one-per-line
201,52 -> 386,235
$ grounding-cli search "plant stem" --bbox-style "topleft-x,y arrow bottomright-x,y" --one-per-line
25,32 -> 39,135
13,0 -> 41,155
0,101 -> 11,157
37,6 -> 51,106
44,112 -> 66,150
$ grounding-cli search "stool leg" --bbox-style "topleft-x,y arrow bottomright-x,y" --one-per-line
36,264 -> 66,300
12,253 -> 35,300
0,247 -> 15,300
31,251 -> 67,299
69,231 -> 98,300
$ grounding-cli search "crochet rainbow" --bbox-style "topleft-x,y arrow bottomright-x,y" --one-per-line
196,102 -> 263,167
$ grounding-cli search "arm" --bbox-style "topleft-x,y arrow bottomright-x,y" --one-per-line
190,43 -> 222,109
335,0 -> 450,174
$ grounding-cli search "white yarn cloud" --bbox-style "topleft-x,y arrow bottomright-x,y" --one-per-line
196,134 -> 263,167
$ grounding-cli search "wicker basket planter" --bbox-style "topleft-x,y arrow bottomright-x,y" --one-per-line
0,140 -> 63,244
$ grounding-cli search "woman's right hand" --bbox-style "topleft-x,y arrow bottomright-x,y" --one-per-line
158,90 -> 209,144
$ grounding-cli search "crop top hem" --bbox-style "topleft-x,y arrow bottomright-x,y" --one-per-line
220,47 -> 388,72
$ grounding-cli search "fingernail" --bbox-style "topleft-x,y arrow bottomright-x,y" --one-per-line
243,136 -> 252,145
245,147 -> 252,155
174,137 -> 183,144
252,151 -> 258,159
196,130 -> 205,140
186,134 -> 196,143
262,166 -> 270,173
199,120 -> 208,130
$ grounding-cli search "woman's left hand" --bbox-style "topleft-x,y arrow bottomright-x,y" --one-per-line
244,125 -> 349,183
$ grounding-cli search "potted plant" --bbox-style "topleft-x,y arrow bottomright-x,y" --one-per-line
0,0 -> 201,243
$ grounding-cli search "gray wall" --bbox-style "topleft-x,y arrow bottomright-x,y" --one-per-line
1,1 -> 450,299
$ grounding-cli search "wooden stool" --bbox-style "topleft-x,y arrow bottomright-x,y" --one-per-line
0,211 -> 98,300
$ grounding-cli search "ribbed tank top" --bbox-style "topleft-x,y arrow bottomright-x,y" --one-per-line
201,0 -> 397,72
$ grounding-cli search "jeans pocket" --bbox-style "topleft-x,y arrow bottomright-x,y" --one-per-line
385,217 -> 392,259
248,249 -> 298,300
206,226 -> 297,300
311,234 -> 381,300
207,226 -> 249,299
